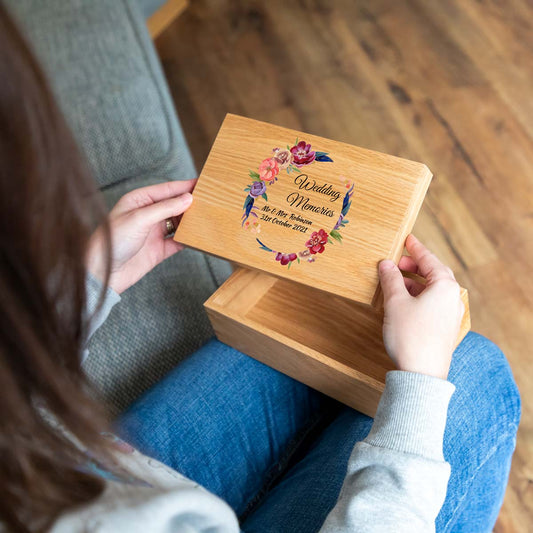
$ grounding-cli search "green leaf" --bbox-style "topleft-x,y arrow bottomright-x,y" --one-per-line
262,193 -> 268,201
290,165 -> 300,173
249,170 -> 260,179
244,187 -> 251,191
295,137 -> 299,145
329,230 -> 343,243
287,144 -> 291,150
287,261 -> 292,270
297,257 -> 301,264
327,237 -> 334,244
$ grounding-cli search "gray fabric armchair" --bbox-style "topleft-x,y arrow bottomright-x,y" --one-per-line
6,0 -> 232,413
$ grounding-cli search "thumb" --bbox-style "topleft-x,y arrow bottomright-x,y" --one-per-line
133,193 -> 193,228
379,260 -> 407,302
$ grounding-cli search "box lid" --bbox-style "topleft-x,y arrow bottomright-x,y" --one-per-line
174,114 -> 432,307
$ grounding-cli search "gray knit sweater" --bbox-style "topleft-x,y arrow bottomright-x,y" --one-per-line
53,275 -> 454,532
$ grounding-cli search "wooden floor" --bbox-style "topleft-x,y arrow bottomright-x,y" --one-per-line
156,1 -> 533,530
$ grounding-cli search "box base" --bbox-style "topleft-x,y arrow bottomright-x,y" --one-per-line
205,268 -> 470,417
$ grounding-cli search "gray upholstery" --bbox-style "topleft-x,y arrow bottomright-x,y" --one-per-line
8,0 -> 196,190
84,251 -> 231,414
136,0 -> 168,19
7,0 -> 232,412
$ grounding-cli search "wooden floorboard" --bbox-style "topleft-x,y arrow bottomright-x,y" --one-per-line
155,1 -> 533,530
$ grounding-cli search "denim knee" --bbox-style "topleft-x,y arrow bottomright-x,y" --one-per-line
449,331 -> 521,432
437,333 -> 520,533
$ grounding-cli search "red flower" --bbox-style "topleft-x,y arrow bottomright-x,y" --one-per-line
305,229 -> 328,254
275,252 -> 297,265
258,157 -> 279,182
290,141 -> 316,167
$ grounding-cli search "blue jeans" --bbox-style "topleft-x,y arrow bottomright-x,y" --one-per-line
115,332 -> 520,532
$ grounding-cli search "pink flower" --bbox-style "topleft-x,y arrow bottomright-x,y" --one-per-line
305,229 -> 328,254
272,148 -> 293,169
275,252 -> 297,265
290,141 -> 316,167
258,157 -> 279,182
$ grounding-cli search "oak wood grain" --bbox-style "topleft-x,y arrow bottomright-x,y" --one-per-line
205,268 -> 470,417
147,0 -> 188,39
175,114 -> 432,306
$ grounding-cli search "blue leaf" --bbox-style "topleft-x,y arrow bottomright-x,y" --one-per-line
242,197 -> 255,225
256,238 -> 273,252
341,200 -> 352,216
342,192 -> 350,212
243,196 -> 253,210
315,154 -> 333,162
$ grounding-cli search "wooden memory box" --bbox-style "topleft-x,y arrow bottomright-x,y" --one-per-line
175,114 -> 471,416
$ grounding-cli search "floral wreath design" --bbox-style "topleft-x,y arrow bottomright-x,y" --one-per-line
241,139 -> 354,268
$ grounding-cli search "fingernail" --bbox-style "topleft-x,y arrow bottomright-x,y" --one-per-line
379,260 -> 395,272
101,432 -> 135,454
181,192 -> 193,206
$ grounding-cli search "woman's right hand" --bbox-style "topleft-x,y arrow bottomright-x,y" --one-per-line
378,234 -> 465,380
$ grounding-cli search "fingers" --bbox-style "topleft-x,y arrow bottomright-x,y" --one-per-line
131,193 -> 193,229
405,234 -> 455,282
398,255 -> 418,274
404,277 -> 426,296
112,180 -> 197,218
379,260 -> 408,302
161,238 -> 185,260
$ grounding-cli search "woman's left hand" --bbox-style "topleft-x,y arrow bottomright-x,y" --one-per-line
87,180 -> 195,294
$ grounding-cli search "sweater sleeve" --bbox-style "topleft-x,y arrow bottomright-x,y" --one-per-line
320,371 -> 455,533
81,272 -> 121,363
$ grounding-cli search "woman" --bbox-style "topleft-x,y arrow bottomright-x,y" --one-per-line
0,4 -> 520,532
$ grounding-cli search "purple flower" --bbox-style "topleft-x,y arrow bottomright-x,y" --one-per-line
249,180 -> 267,198
290,141 -> 316,167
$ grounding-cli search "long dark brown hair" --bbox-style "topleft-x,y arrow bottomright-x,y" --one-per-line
0,4 -> 116,531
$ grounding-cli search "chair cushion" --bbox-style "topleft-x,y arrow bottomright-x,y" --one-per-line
85,249 -> 232,414
136,0 -> 168,19
6,0 -> 196,188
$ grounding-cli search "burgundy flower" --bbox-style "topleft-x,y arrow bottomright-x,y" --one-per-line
305,229 -> 328,254
249,180 -> 267,198
290,141 -> 316,167
275,252 -> 298,265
